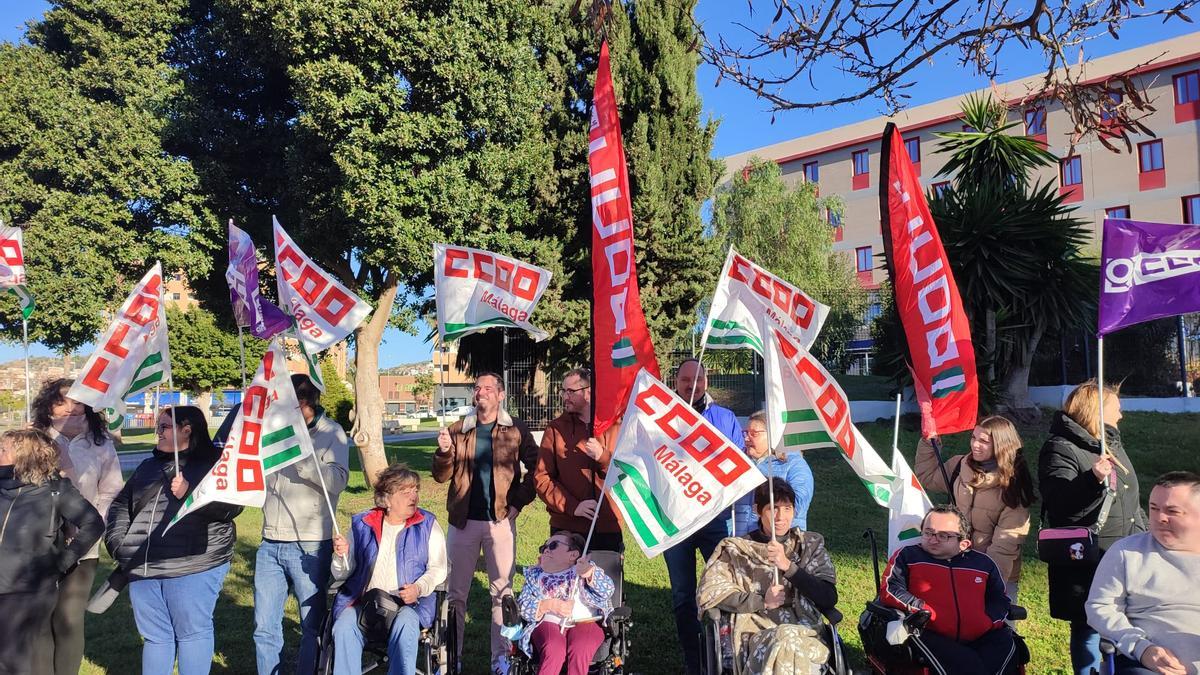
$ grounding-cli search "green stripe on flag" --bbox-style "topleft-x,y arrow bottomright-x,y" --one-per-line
612,478 -> 659,547
9,286 -> 33,320
710,319 -> 738,329
781,409 -> 819,423
443,319 -> 518,341
260,425 -> 297,447
931,366 -> 967,398
898,527 -> 922,541
612,459 -> 678,536
783,430 -> 834,447
263,445 -> 303,471
705,335 -> 763,349
124,352 -> 166,396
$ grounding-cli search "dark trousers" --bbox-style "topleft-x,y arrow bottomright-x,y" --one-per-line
0,590 -> 59,675
32,559 -> 98,675
1114,654 -> 1157,674
912,626 -> 1018,675
550,526 -> 624,553
663,517 -> 727,675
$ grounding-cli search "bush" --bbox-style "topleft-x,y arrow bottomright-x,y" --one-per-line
319,358 -> 355,430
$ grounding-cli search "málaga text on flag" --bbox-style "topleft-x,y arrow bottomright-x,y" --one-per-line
699,246 -> 829,355
433,243 -> 552,342
273,217 -> 372,389
68,264 -> 172,413
879,123 -> 978,438
603,369 -> 766,557
0,225 -> 33,319
168,343 -> 313,529
1099,218 -> 1200,335
764,323 -> 894,506
273,217 -> 372,350
589,40 -> 659,437
887,449 -> 932,557
228,221 -> 290,340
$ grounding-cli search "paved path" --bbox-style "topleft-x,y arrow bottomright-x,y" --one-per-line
118,430 -> 443,472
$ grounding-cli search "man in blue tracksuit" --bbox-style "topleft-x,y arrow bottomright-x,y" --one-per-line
663,358 -> 744,674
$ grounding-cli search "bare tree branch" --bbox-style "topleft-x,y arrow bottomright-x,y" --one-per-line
694,0 -> 1197,150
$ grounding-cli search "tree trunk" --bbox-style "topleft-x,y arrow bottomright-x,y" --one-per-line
351,276 -> 399,487
985,309 -> 997,384
194,390 -> 214,424
999,325 -> 1045,423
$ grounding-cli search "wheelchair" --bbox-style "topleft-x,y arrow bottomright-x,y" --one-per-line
856,530 -> 1030,675
505,549 -> 632,675
316,580 -> 456,675
700,603 -> 851,675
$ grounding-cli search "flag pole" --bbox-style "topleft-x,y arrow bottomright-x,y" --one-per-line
892,393 -> 902,454
22,317 -> 31,425
1097,336 -> 1107,460
168,375 -> 180,475
309,445 -> 343,541
237,325 -> 247,391
438,342 -> 448,427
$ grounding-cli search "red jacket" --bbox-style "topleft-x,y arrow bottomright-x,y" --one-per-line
881,545 -> 1009,643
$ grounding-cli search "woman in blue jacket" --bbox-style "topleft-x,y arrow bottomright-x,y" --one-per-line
730,411 -> 815,537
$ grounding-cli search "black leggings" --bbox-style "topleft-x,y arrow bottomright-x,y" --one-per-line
33,559 -> 98,675
0,590 -> 58,675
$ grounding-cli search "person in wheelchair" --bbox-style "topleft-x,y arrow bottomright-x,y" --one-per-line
328,464 -> 448,675
513,532 -> 615,675
697,478 -> 838,673
880,504 -> 1018,675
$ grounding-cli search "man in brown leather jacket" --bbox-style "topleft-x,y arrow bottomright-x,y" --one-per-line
534,367 -> 623,552
433,372 -> 538,674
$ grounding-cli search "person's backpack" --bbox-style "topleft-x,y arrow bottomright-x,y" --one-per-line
357,588 -> 404,645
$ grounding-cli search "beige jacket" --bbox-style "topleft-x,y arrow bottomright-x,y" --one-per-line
915,439 -> 1030,585
49,429 -> 123,560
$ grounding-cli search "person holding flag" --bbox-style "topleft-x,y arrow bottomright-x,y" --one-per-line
662,357 -> 743,675
1039,381 -> 1144,675
104,407 -> 242,675
915,416 -> 1035,599
253,374 -> 350,675
729,411 -> 814,537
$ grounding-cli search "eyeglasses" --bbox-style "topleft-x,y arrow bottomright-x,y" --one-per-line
539,540 -> 569,554
921,529 -> 963,543
156,423 -> 176,432
559,385 -> 590,395
743,429 -> 767,437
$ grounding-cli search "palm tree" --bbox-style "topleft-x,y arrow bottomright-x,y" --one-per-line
929,94 -> 1096,414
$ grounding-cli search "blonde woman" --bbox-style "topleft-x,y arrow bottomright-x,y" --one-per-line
1039,381 -> 1144,675
916,416 -> 1035,598
0,429 -> 103,675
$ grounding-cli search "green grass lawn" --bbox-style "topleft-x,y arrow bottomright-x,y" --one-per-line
80,412 -> 1200,674
115,429 -> 156,453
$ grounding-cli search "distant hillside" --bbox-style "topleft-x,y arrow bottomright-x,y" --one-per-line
380,361 -> 433,375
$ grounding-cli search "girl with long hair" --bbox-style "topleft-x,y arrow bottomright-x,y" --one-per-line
916,415 -> 1036,598
30,378 -> 123,675
0,429 -> 103,675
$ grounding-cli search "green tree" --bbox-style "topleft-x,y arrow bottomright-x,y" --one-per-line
168,306 -> 265,413
409,372 -> 435,405
0,1 -> 214,355
319,357 -> 354,431
880,94 -> 1095,413
711,158 -> 865,367
167,0 -> 556,482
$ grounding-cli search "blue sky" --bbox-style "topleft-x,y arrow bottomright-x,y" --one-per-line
1,1 -> 1195,368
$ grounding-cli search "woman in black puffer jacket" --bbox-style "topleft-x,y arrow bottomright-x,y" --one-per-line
1038,381 -> 1145,675
105,406 -> 242,675
0,428 -> 103,675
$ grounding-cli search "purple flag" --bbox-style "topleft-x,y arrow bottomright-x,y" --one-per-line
1099,218 -> 1200,336
227,220 -> 291,339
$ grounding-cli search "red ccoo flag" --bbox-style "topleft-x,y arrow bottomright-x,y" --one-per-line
589,41 -> 660,437
879,123 -> 978,437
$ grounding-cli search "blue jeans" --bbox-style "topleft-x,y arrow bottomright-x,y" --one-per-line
129,562 -> 231,675
254,539 -> 333,675
1070,620 -> 1101,675
332,605 -> 420,675
663,516 -> 728,675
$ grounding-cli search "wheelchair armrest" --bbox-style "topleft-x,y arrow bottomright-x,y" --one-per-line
822,607 -> 844,626
865,600 -> 905,622
608,606 -> 632,622
1100,639 -> 1117,656
702,607 -> 723,623
904,609 -> 932,631
1008,605 -> 1027,621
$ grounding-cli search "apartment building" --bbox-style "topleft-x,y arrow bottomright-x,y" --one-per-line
722,32 -> 1200,292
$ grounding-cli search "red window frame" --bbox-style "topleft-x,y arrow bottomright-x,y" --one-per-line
1025,106 -> 1047,141
1184,194 -> 1200,225
1060,156 -> 1083,203
1174,70 -> 1200,123
1137,140 -> 1166,191
852,149 -> 870,190
1105,206 -> 1130,220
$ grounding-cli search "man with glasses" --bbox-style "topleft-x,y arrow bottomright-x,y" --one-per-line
434,372 -> 540,674
664,357 -> 744,674
881,504 -> 1018,674
534,368 -> 624,552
